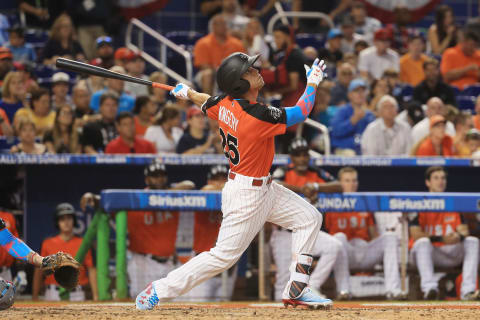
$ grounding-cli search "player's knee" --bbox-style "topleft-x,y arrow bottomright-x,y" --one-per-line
333,232 -> 347,243
413,236 -> 432,249
383,232 -> 398,244
330,237 -> 343,255
208,248 -> 238,270
464,236 -> 479,248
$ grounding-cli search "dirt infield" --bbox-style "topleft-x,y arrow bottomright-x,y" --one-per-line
3,301 -> 480,319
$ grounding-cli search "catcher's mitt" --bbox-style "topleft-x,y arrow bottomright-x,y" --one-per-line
41,252 -> 81,290
0,280 -> 15,310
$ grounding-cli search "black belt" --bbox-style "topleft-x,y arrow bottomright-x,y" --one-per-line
139,253 -> 171,264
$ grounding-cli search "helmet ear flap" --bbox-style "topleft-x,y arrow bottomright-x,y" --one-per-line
231,78 -> 250,98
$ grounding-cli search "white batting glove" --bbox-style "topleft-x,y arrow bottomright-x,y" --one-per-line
170,83 -> 191,100
304,59 -> 326,86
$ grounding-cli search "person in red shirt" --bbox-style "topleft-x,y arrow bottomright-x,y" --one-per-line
414,115 -> 454,156
133,96 -> 156,137
105,111 -> 156,154
0,211 -> 18,282
409,166 -> 479,300
33,203 -> 98,301
325,167 -> 404,300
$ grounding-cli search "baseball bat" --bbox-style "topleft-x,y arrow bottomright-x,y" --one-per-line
55,58 -> 174,91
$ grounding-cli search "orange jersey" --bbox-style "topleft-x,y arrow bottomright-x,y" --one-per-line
409,211 -> 463,247
127,210 -> 179,257
0,212 -> 18,267
202,95 -> 287,177
324,212 -> 375,241
193,211 -> 222,254
273,164 -> 335,186
40,235 -> 92,286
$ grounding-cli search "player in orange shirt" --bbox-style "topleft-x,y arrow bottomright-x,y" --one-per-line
325,167 -> 404,300
180,165 -> 237,302
414,115 -> 454,156
409,166 -> 479,300
270,138 -> 343,300
33,203 -> 98,301
127,160 -> 195,298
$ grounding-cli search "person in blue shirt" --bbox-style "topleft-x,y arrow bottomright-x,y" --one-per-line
90,65 -> 135,114
329,78 -> 375,155
5,26 -> 37,63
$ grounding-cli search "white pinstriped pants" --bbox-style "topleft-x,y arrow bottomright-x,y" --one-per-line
152,173 -> 322,301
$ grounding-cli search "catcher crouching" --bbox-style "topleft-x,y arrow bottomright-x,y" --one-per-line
0,204 -> 82,309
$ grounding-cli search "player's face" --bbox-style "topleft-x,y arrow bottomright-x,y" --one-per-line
58,215 -> 74,233
426,170 -> 447,192
291,151 -> 310,172
242,67 -> 264,90
146,174 -> 168,190
340,172 -> 358,192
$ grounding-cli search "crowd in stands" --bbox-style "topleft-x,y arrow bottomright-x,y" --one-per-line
0,0 -> 480,158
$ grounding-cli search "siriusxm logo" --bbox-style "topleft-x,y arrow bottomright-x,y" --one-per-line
148,195 -> 207,208
317,198 -> 357,210
389,199 -> 445,210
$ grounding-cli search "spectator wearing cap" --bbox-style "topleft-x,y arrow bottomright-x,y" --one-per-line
133,96 -> 157,137
90,66 -> 135,114
411,97 -> 456,146
176,106 -> 217,154
145,106 -> 183,154
440,30 -> 480,90
340,15 -> 367,54
92,36 -> 114,70
330,78 -> 375,155
358,28 -> 400,82
350,1 -> 381,44
452,114 -> 474,157
14,87 -> 55,136
361,95 -> 411,156
80,91 -> 118,154
5,26 -> 36,63
412,115 -> 454,156
400,34 -> 428,86
51,72 -> 72,110
41,14 -> 85,66
105,112 -> 156,154
0,47 -> 13,85
396,99 -> 424,129
116,49 -> 149,98
474,96 -> 480,130
0,71 -> 26,123
317,28 -> 344,77
33,202 -> 97,301
193,14 -> 245,95
412,58 -> 456,106
330,62 -> 355,106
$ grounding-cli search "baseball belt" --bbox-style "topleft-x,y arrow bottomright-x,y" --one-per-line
228,172 -> 272,187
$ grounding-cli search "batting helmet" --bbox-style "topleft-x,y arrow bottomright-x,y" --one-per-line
217,52 -> 259,98
144,160 -> 167,177
288,137 -> 309,155
0,280 -> 15,310
207,165 -> 229,180
54,202 -> 77,230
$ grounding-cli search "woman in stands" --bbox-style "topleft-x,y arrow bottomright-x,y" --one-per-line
10,118 -> 47,154
428,5 -> 459,55
144,106 -> 183,154
42,14 -> 85,65
43,104 -> 80,154
0,71 -> 27,123
14,87 -> 55,136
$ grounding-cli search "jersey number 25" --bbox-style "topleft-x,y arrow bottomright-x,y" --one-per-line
219,127 -> 240,166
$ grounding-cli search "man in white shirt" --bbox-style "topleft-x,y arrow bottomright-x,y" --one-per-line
361,95 -> 412,156
411,97 -> 456,146
350,1 -> 381,44
358,28 -> 399,81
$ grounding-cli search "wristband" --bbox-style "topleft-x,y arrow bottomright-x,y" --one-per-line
429,235 -> 442,242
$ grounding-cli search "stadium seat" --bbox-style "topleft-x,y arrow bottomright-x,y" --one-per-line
401,85 -> 414,102
456,95 -> 475,113
166,31 -> 204,51
462,84 -> 480,98
24,30 -> 49,49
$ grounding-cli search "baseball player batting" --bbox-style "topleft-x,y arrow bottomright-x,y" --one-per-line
136,53 -> 329,310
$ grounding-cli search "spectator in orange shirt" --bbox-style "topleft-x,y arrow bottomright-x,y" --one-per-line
474,96 -> 480,130
0,211 -> 18,282
105,112 -> 156,154
413,115 -> 454,156
133,96 -> 156,137
400,34 -> 428,86
193,14 -> 245,95
33,203 -> 98,301
440,30 -> 480,90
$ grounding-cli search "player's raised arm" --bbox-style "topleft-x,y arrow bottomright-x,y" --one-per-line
284,59 -> 326,127
170,83 -> 211,107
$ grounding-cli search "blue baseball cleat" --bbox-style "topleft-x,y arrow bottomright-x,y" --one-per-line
282,286 -> 333,310
136,283 -> 159,310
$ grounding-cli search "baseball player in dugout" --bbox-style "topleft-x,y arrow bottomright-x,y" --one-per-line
136,52 -> 332,310
324,167 -> 405,300
33,203 -> 98,301
409,166 -> 480,300
270,137 -> 344,300
178,165 -> 237,302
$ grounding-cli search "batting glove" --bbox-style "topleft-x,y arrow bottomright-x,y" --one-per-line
304,59 -> 326,86
170,83 -> 191,100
